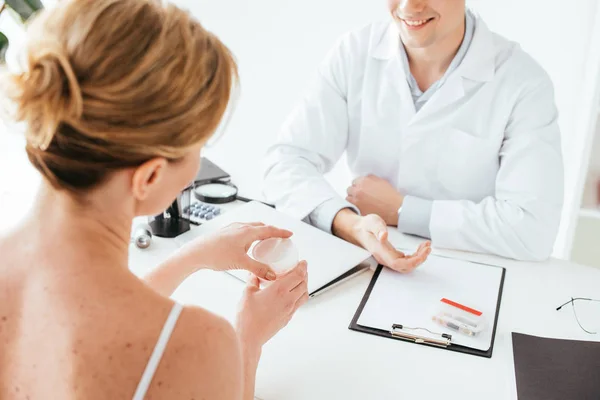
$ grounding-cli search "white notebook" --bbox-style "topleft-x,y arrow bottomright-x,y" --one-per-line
356,255 -> 505,353
177,201 -> 373,295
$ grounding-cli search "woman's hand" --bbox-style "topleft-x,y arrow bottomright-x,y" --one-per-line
181,222 -> 293,280
235,261 -> 309,351
144,222 -> 293,297
235,261 -> 309,400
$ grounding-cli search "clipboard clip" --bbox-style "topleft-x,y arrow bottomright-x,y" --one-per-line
390,324 -> 452,348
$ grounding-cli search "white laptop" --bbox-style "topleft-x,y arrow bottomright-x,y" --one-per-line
176,201 -> 373,296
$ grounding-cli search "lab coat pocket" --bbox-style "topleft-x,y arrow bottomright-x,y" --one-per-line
435,129 -> 499,199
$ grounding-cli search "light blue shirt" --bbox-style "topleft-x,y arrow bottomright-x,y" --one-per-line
309,10 -> 476,236
401,11 -> 475,113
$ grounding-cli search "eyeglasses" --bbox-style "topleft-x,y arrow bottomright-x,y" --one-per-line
556,297 -> 600,335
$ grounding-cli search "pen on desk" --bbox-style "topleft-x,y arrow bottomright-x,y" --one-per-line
235,195 -> 275,208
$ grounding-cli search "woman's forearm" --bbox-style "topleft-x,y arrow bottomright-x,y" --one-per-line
142,250 -> 197,297
234,323 -> 263,400
240,344 -> 261,400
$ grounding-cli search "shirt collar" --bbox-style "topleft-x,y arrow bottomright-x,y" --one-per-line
399,9 -> 476,95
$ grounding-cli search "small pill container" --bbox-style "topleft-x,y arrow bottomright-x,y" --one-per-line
251,237 -> 299,276
432,298 -> 486,337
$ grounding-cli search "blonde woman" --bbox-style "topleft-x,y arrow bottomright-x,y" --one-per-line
0,0 -> 309,398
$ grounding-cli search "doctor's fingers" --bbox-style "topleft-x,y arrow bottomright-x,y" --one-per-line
371,237 -> 420,272
367,237 -> 405,267
352,176 -> 363,186
391,245 -> 432,273
412,242 -> 432,261
346,185 -> 359,196
415,241 -> 432,255
345,195 -> 360,209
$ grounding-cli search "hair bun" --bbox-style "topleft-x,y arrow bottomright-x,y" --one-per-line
18,41 -> 83,151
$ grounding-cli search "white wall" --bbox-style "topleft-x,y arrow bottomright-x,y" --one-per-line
175,0 -> 387,198
178,0 -> 599,259
0,5 -> 41,232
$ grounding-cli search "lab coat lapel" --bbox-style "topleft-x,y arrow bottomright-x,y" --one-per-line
387,55 -> 416,124
410,75 -> 465,126
371,24 -> 416,125
409,15 -> 497,126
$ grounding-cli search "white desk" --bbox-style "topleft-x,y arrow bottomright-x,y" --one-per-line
129,210 -> 600,400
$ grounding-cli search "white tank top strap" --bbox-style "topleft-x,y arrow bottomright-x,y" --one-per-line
132,302 -> 184,400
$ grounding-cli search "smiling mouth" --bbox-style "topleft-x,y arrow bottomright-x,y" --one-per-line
399,17 -> 435,29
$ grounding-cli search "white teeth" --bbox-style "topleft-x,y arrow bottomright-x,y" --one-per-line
404,19 -> 429,26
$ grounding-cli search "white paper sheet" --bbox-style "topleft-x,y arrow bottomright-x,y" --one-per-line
357,255 -> 504,351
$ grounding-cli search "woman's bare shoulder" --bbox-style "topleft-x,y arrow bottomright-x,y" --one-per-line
144,304 -> 243,399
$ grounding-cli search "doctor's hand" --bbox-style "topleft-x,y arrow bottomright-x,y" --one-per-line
333,210 -> 431,273
346,175 -> 404,226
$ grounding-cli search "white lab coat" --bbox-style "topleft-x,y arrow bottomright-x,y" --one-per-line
263,16 -> 564,261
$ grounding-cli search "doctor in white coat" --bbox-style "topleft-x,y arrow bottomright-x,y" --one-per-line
263,0 -> 563,268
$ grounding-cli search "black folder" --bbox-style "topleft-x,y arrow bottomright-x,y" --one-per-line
512,333 -> 600,399
349,260 -> 506,358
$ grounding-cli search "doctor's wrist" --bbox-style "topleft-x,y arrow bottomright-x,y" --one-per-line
332,208 -> 362,246
384,194 -> 404,226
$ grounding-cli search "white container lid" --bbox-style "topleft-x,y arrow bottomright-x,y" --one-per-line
251,238 -> 299,274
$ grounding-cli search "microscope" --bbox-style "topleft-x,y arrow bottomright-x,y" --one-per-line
147,185 -> 193,238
